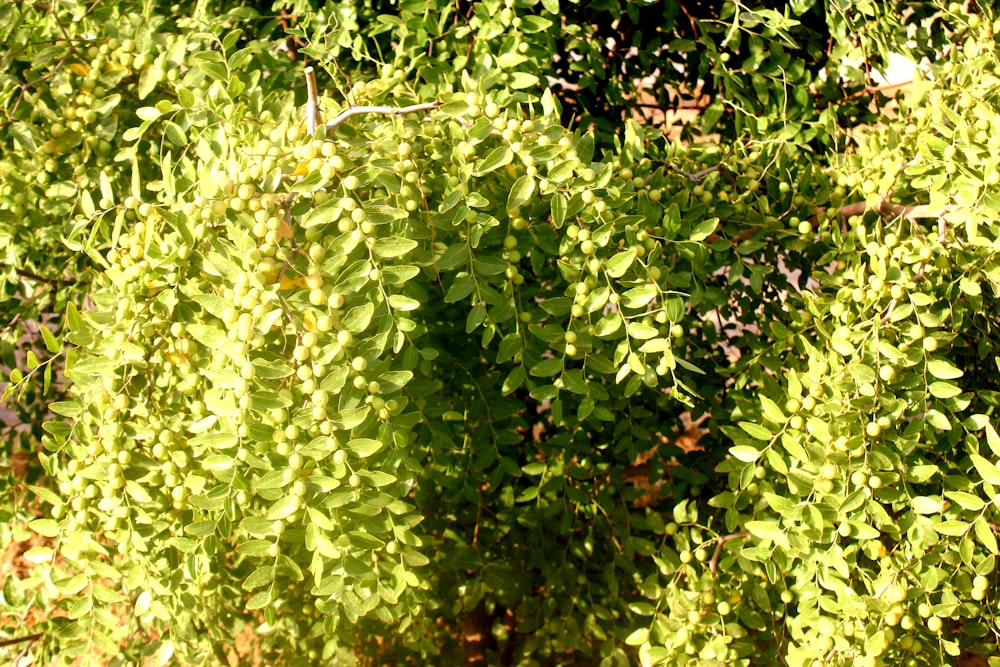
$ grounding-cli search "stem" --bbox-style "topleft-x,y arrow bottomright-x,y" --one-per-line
709,531 -> 749,574
0,632 -> 42,648
835,198 -> 955,222
667,163 -> 723,183
1,263 -> 77,286
304,66 -> 320,136
817,81 -> 913,111
324,101 -> 443,132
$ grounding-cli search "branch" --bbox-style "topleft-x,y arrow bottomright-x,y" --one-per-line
709,531 -> 749,574
324,100 -> 443,133
304,66 -> 320,136
835,197 -> 956,223
0,632 -> 42,648
1,263 -> 77,287
816,80 -> 914,111
667,163 -> 723,183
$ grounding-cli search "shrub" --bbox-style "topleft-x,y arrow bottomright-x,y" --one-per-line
4,1 -> 1000,666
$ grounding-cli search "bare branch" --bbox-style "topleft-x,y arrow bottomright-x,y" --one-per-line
304,66 -> 320,136
324,101 -> 443,133
667,163 -> 724,182
709,531 -> 749,574
1,263 -> 77,287
0,632 -> 43,649
835,198 -> 956,223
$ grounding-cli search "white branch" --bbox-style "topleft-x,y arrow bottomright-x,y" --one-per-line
324,101 -> 443,132
304,66 -> 320,136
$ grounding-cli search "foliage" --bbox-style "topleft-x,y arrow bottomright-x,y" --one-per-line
4,1 -> 1000,666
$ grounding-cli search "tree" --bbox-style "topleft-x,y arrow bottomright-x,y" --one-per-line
3,1 -> 1000,666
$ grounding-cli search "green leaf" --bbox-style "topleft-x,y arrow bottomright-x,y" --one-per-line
926,358 -> 963,380
971,453 -> 1000,485
530,357 -> 563,377
551,193 -> 567,228
745,520 -> 790,549
29,518 -> 60,538
164,120 -> 186,146
345,438 -> 384,458
928,381 -> 962,399
911,496 -> 943,514
135,106 -> 161,121
246,588 -> 274,610
622,284 -> 659,309
374,237 -> 418,258
945,491 -> 985,511
473,146 -> 513,176
267,496 -> 299,521
508,72 -> 539,89
343,302 -> 375,333
933,520 -> 969,537
186,324 -> 227,348
848,521 -> 880,539
730,445 -> 762,463
626,321 -> 658,339
437,243 -> 468,271
759,395 -> 784,424
126,481 -> 152,503
502,366 -> 526,394
445,274 -> 475,303
243,566 -> 275,591
507,174 -> 535,210
594,313 -> 623,338
67,595 -> 93,619
388,294 -> 420,311
739,421 -> 772,441
779,433 -> 808,464
624,627 -> 649,646
975,516 -> 999,554
987,423 -> 1000,459
605,248 -> 637,278
575,132 -> 595,164
689,218 -> 718,242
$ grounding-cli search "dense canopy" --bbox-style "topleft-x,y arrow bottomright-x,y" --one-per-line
2,2 -> 1000,666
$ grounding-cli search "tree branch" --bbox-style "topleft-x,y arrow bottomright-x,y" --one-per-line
324,101 -> 443,132
667,163 -> 723,182
835,197 -> 956,223
816,80 -> 915,111
709,531 -> 749,574
0,632 -> 42,648
304,66 -> 320,136
1,263 -> 77,287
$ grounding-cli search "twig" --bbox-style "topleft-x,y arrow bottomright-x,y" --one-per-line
324,101 -> 443,132
1,263 -> 77,287
667,163 -> 724,182
0,632 -> 43,649
835,198 -> 956,223
708,531 -> 749,574
304,66 -> 320,136
816,80 -> 914,111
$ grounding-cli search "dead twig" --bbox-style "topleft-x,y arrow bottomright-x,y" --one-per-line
324,101 -> 443,133
835,198 -> 956,223
709,531 -> 749,574
1,263 -> 77,287
304,66 -> 321,136
0,632 -> 43,649
666,162 -> 724,183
